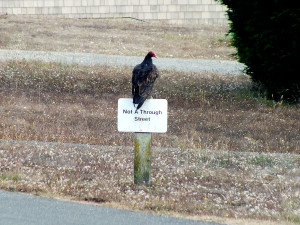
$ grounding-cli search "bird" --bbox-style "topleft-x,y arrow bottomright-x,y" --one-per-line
132,51 -> 159,110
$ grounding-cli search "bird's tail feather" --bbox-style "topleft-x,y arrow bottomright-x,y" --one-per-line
133,95 -> 145,109
133,95 -> 143,104
137,101 -> 145,110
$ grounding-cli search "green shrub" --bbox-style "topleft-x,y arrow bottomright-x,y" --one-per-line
216,0 -> 300,103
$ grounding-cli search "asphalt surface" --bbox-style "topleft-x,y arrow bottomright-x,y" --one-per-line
0,49 -> 245,75
0,190 -> 225,225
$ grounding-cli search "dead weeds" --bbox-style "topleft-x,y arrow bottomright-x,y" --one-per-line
0,15 -> 236,60
0,60 -> 299,153
0,140 -> 299,223
0,60 -> 299,223
0,16 -> 299,224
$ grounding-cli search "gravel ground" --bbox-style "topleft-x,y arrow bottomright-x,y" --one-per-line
0,49 -> 246,75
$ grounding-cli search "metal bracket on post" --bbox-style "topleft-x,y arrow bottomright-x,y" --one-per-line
134,132 -> 152,185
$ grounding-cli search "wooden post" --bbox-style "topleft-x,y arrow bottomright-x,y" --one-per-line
134,132 -> 152,185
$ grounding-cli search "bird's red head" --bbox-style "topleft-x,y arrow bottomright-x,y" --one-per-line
148,51 -> 157,58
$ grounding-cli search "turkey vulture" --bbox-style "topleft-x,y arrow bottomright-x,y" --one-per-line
132,51 -> 159,110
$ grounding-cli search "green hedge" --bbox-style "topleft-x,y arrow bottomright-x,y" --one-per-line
216,0 -> 300,103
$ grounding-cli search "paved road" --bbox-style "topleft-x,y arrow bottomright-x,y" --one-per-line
0,49 -> 245,75
0,190 -> 225,225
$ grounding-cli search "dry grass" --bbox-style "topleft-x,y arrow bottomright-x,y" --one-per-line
0,60 -> 299,224
0,15 -> 300,224
0,140 -> 299,224
0,15 -> 236,60
0,61 -> 299,154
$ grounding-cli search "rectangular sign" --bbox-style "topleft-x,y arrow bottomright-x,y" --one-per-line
118,98 -> 168,133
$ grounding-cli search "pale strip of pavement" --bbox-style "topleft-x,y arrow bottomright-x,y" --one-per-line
0,49 -> 245,75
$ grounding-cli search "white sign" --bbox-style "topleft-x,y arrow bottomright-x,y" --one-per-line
118,98 -> 168,133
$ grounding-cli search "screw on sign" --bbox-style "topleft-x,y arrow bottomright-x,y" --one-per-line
118,52 -> 167,185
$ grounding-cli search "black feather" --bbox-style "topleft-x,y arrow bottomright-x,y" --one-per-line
132,51 -> 159,109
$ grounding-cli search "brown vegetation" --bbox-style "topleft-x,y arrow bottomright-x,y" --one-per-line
0,15 -> 235,60
0,16 -> 299,224
0,61 -> 299,153
0,61 -> 299,224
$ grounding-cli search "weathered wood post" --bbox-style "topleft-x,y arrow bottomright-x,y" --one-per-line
118,98 -> 167,185
134,132 -> 152,184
